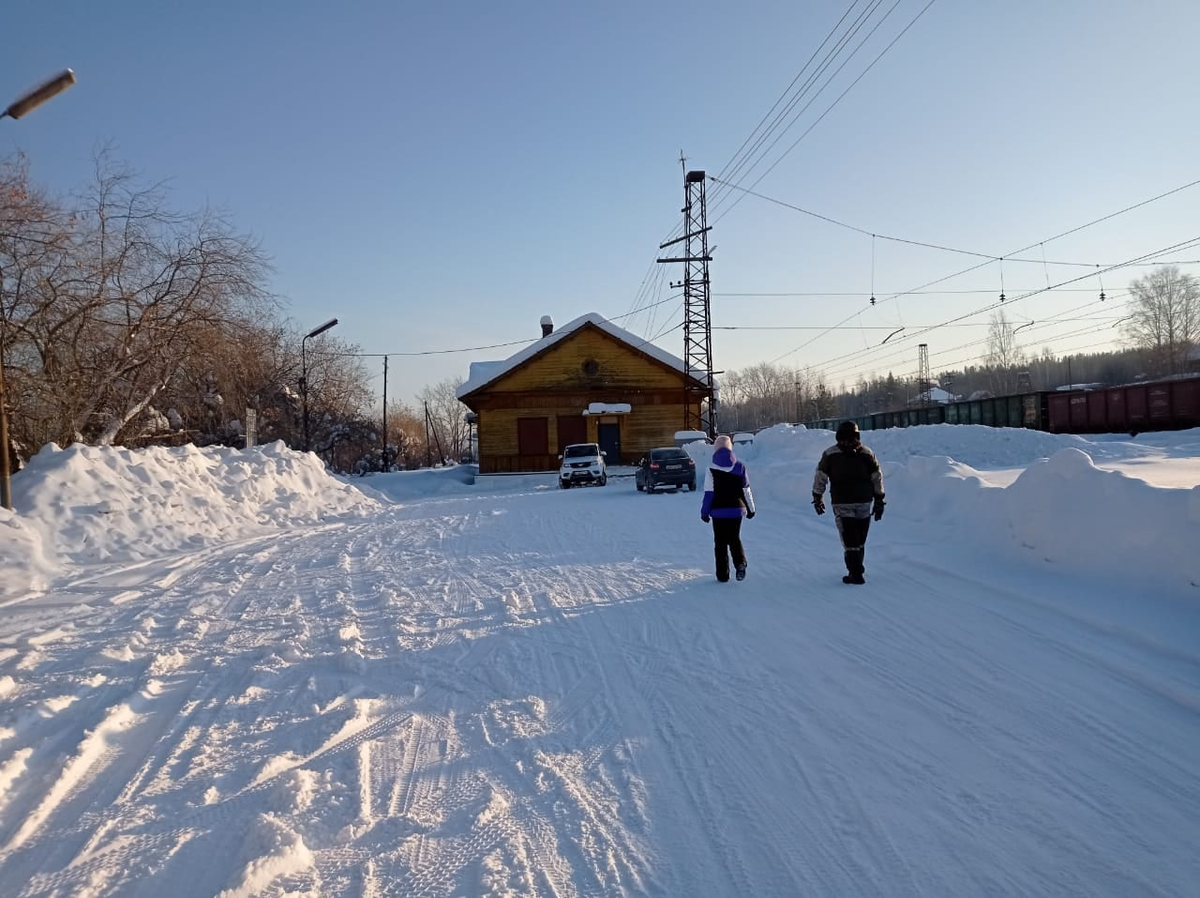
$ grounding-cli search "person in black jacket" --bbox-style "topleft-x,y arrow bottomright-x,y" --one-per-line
811,421 -> 885,584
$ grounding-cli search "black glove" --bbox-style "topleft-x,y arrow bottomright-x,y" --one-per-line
812,494 -> 825,515
873,496 -> 885,521
746,510 -> 756,520
701,515 -> 710,524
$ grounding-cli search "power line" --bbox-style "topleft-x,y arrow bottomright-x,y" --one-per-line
817,300 -> 1131,383
711,0 -> 895,214
714,316 -> 1126,332
712,0 -> 869,204
766,177 -> 1200,365
712,0 -> 939,227
714,279 -> 1196,297
814,270 -> 1156,381
711,178 -> 1200,268
631,0 -> 934,333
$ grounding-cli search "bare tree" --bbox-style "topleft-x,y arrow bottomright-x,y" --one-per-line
419,376 -> 469,463
1122,265 -> 1199,376
984,310 -> 1024,394
1,150 -> 384,465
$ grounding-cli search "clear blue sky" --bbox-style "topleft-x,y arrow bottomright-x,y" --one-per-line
6,1 -> 1199,405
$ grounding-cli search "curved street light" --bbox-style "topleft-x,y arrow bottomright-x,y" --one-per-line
1,69 -> 76,121
301,318 -> 338,452
0,68 -> 77,511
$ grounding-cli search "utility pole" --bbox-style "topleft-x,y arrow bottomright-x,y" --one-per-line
424,401 -> 432,468
657,167 -> 715,438
381,355 -> 389,473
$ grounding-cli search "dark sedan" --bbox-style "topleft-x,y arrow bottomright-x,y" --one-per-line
636,447 -> 696,492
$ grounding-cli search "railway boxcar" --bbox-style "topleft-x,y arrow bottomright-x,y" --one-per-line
806,375 -> 1198,437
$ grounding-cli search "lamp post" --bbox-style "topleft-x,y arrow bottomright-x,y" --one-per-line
0,69 -> 77,511
301,318 -> 338,452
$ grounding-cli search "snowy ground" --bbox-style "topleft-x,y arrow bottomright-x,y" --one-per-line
1,426 -> 1198,897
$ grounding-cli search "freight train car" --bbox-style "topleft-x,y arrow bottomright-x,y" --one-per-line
807,375 -> 1200,437
1045,376 -> 1200,434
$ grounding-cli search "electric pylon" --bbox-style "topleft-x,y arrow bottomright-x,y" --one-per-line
657,169 -> 715,437
918,343 -> 931,409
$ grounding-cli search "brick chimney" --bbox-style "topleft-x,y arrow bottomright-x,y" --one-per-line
540,315 -> 554,337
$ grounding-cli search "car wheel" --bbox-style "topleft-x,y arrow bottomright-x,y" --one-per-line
688,480 -> 696,491
636,481 -> 644,491
599,475 -> 607,486
560,480 -> 570,489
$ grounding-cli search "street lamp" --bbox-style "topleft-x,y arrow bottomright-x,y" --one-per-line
0,68 -> 77,511
301,318 -> 338,452
2,69 -> 75,122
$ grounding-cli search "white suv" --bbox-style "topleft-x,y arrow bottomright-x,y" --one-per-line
558,443 -> 607,488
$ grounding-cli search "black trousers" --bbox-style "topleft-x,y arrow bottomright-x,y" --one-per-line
711,517 -> 747,579
835,515 -> 871,576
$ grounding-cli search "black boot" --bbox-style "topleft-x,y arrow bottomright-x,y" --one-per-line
843,548 -> 865,584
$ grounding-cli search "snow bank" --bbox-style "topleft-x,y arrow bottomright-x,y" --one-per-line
2,441 -> 381,599
744,426 -> 1200,591
2,425 -> 1197,602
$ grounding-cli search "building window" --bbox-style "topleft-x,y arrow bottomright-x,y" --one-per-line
582,359 -> 600,377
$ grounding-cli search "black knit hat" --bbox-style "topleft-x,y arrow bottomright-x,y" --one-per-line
835,420 -> 859,442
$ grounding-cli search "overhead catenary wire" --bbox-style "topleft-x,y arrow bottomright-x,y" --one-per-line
811,265 -> 1163,382
711,177 -> 1200,268
766,180 -> 1200,367
813,287 -> 1137,380
815,297 -> 1132,383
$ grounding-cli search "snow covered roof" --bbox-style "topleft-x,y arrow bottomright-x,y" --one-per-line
918,386 -> 955,404
456,312 -> 705,399
584,402 -> 631,415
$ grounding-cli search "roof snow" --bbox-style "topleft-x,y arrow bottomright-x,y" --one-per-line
456,312 -> 703,399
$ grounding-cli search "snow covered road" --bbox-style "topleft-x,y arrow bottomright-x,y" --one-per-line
2,481 -> 1198,896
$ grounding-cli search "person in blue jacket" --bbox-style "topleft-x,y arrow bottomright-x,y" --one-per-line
700,434 -> 756,582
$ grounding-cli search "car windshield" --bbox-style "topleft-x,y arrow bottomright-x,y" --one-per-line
650,449 -> 689,461
564,445 -> 598,459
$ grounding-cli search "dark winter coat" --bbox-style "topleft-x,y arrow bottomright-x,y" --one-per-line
812,443 -> 884,517
701,447 -> 757,519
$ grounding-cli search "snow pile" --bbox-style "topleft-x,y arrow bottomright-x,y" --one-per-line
882,450 -> 1200,589
2,441 -> 381,599
346,464 -> 479,502
728,424 -> 1200,590
3,425 -> 1198,602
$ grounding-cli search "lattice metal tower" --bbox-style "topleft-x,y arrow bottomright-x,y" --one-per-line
917,343 -> 931,408
657,170 -> 715,436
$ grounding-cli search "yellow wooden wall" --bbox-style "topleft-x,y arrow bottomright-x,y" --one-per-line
476,398 -> 699,473
488,326 -> 683,392
467,323 -> 706,474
